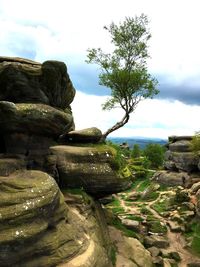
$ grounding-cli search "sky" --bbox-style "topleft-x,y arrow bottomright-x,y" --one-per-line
0,0 -> 200,139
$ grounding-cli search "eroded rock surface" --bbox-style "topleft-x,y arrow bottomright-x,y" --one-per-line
49,145 -> 131,196
0,170 -> 113,267
0,57 -> 75,110
109,226 -> 153,267
0,170 -> 84,267
0,101 -> 74,138
61,127 -> 102,143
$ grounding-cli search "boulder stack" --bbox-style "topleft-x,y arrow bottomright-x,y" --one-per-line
152,136 -> 200,187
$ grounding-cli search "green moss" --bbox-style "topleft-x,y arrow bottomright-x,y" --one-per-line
111,217 -> 138,238
125,214 -> 144,222
152,200 -> 171,214
106,197 -> 125,215
110,246 -> 117,266
146,215 -> 167,234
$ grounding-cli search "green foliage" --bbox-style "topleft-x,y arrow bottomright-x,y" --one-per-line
106,141 -> 126,170
86,15 -> 158,138
191,131 -> 200,154
185,221 -> 200,255
131,144 -> 141,158
143,143 -> 166,169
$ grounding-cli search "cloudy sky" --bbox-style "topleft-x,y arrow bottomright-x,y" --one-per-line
0,0 -> 200,139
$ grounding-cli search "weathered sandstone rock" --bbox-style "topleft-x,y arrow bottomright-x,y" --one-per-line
152,171 -> 190,186
0,170 -> 84,266
109,226 -> 153,267
169,140 -> 192,152
61,127 -> 102,143
0,170 -> 112,267
0,156 -> 25,176
49,145 -> 131,196
0,57 -> 75,110
0,101 -> 74,138
165,151 -> 198,172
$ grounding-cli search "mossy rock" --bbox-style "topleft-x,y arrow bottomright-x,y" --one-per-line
0,101 -> 74,137
50,145 -> 131,197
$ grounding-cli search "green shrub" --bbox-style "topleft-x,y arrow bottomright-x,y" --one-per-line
143,143 -> 166,169
131,144 -> 141,158
191,132 -> 200,154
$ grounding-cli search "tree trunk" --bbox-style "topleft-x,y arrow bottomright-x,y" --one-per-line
99,113 -> 130,143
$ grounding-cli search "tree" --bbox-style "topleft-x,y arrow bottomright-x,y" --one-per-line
143,143 -> 166,169
86,15 -> 159,141
191,131 -> 200,154
131,144 -> 141,158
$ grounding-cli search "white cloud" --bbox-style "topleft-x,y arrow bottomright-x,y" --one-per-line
72,91 -> 199,138
0,0 -> 200,137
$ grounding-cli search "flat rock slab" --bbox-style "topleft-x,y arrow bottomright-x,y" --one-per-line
62,127 -> 102,143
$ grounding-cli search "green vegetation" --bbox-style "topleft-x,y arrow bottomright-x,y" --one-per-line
185,221 -> 200,255
191,131 -> 200,154
106,197 -> 125,215
86,15 -> 158,140
152,198 -> 172,214
110,246 -> 117,266
111,217 -> 138,238
146,215 -> 167,234
131,144 -> 141,158
143,143 -> 166,169
125,214 -> 144,222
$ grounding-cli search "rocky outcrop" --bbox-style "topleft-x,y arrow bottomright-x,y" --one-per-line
0,57 -> 75,110
0,56 -> 136,266
49,145 -> 131,197
153,136 -> 200,186
0,170 -> 112,267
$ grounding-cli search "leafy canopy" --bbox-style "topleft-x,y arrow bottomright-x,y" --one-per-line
86,15 -> 159,139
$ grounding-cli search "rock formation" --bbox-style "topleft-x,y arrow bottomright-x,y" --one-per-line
0,56 -> 134,266
152,136 -> 200,187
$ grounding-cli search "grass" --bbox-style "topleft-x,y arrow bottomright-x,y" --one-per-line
106,197 -> 125,215
146,215 -> 167,234
125,214 -> 144,222
111,217 -> 138,238
137,178 -> 151,192
185,221 -> 200,255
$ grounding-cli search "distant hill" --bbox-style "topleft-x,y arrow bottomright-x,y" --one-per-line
108,137 -> 167,149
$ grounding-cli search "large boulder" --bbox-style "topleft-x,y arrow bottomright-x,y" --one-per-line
164,151 -> 198,172
61,127 -> 102,143
0,170 -> 112,267
0,170 -> 84,267
49,145 -> 131,197
169,140 -> 192,152
152,171 -> 191,186
0,57 -> 75,110
0,101 -> 74,138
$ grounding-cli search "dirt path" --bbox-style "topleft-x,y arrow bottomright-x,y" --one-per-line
115,191 -> 200,267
